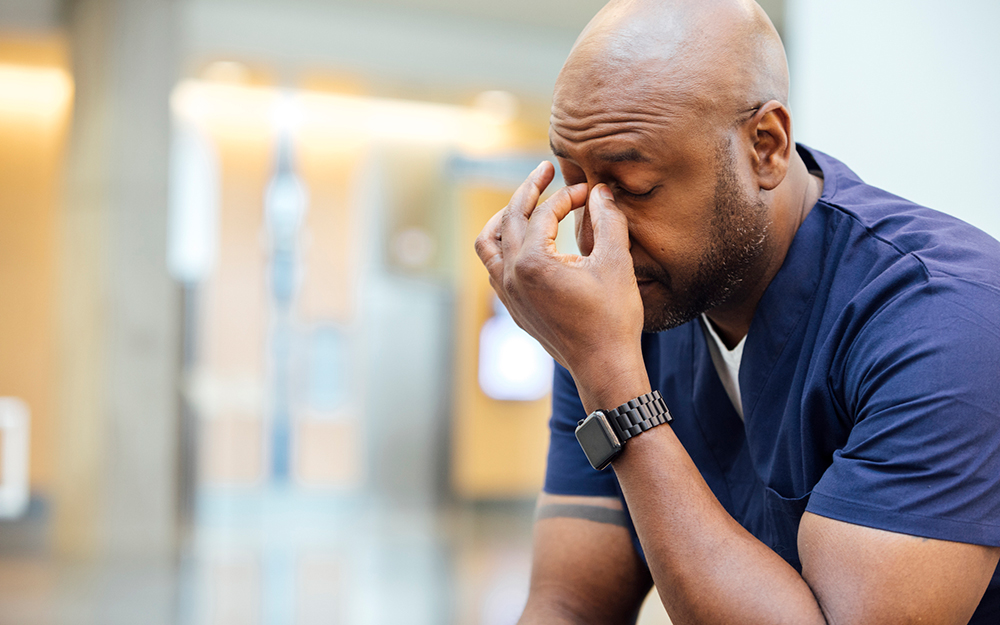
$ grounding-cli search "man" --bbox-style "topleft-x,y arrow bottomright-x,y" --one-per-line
474,0 -> 1000,623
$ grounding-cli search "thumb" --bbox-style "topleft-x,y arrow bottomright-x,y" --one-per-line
589,184 -> 631,258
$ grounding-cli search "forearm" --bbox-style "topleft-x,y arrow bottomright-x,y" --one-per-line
518,601 -> 580,625
520,497 -> 653,625
612,416 -> 827,624
519,599 -> 630,625
519,588 -> 646,625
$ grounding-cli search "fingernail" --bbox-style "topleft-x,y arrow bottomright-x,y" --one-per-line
599,185 -> 614,201
533,161 -> 547,175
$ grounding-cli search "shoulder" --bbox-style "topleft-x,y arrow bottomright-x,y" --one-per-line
805,144 -> 1000,292
797,146 -> 1000,375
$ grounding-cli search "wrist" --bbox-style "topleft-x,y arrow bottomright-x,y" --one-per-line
575,389 -> 672,471
571,352 -> 650,413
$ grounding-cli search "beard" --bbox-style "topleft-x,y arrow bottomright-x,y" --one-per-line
639,141 -> 772,333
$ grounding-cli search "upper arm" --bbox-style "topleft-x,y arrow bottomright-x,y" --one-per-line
799,511 -> 1000,625
799,285 -> 1000,622
521,492 -> 652,625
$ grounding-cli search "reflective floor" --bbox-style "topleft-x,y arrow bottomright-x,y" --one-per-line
0,489 -> 670,625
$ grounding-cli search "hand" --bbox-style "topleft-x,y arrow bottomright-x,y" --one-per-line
473,162 -> 650,409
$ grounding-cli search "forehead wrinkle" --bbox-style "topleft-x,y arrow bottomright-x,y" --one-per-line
550,108 -> 677,132
549,120 -> 656,153
598,147 -> 650,163
553,65 -> 718,150
548,101 -> 698,161
550,90 -> 691,130
549,138 -> 650,165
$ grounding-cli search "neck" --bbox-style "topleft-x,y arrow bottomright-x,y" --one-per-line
705,150 -> 823,349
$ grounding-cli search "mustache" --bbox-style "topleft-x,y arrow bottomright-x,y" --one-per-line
633,264 -> 671,288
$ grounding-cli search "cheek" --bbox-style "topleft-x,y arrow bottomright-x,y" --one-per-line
626,167 -> 720,273
627,211 -> 711,273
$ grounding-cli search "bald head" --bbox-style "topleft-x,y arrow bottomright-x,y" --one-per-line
555,0 -> 788,124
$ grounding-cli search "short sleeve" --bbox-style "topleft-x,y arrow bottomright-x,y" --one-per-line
808,279 -> 1000,546
543,363 -> 621,497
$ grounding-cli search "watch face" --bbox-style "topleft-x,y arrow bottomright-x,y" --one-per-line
575,413 -> 622,471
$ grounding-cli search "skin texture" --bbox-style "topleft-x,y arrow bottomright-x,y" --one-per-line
475,0 -> 1000,623
524,493 -> 651,625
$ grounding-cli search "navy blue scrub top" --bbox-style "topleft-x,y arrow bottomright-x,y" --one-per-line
544,145 -> 1000,621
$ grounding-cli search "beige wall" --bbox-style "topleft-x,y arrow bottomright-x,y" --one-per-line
0,36 -> 73,494
451,185 -> 551,499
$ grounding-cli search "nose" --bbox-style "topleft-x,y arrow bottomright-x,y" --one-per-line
575,184 -> 635,257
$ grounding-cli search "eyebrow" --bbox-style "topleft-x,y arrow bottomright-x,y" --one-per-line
549,141 -> 650,164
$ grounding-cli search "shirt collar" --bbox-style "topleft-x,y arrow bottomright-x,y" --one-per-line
737,144 -> 833,421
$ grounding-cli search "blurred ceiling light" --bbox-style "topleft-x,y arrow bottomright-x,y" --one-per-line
171,80 -> 276,137
473,90 -> 519,124
298,90 -> 509,152
0,63 -> 73,120
272,90 -> 303,133
200,60 -> 251,84
478,298 -> 553,402
171,79 -> 511,152
168,122 -> 219,283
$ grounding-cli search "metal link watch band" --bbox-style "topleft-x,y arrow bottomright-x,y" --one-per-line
605,390 -> 672,442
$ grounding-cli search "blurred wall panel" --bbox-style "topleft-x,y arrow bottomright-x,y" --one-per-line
56,0 -> 180,563
293,418 -> 361,487
182,0 -> 580,96
354,147 -> 451,507
786,0 -> 1000,239
201,122 -> 272,380
378,145 -> 449,277
361,273 -> 451,506
191,98 -> 273,485
205,133 -> 270,370
451,185 -> 550,499
0,37 -> 72,496
296,126 -> 365,325
0,0 -> 62,31
294,122 -> 367,490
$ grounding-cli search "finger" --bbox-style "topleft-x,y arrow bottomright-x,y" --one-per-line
500,161 -> 555,259
522,183 -> 589,251
588,184 -> 632,259
475,209 -> 505,283
574,202 -> 594,256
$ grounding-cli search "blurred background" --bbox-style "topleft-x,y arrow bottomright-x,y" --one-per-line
0,0 -> 996,623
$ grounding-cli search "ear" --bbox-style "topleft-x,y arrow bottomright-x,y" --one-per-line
748,100 -> 793,191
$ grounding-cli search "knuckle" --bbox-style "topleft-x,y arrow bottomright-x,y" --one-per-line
474,234 -> 488,257
501,273 -> 518,296
532,202 -> 553,219
499,206 -> 514,228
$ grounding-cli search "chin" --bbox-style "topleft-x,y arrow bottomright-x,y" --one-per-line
640,284 -> 721,333
641,298 -> 701,334
642,313 -> 694,334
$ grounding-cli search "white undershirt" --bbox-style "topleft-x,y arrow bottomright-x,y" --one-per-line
700,314 -> 746,420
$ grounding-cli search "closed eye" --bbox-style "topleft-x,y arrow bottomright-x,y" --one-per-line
617,185 -> 657,200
